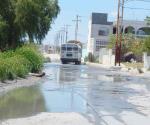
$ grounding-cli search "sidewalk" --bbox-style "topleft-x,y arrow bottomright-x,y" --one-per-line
1,113 -> 94,125
86,62 -> 150,77
86,62 -> 123,70
86,62 -> 113,69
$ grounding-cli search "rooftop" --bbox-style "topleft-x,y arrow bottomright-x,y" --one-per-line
91,13 -> 113,25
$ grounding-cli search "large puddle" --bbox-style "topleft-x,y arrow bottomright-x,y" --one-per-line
0,63 -> 150,125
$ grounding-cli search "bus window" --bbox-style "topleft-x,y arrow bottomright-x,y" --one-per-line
61,47 -> 66,51
67,47 -> 72,51
73,47 -> 78,51
79,48 -> 82,53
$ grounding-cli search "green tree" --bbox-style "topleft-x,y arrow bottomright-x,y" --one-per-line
129,38 -> 144,56
108,34 -> 116,49
0,0 -> 60,50
15,0 -> 60,43
0,0 -> 21,50
0,16 -> 8,50
143,37 -> 150,53
145,16 -> 150,25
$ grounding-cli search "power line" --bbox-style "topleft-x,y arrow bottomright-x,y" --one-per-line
124,6 -> 150,10
137,0 -> 150,2
125,0 -> 150,3
60,28 -> 65,44
132,0 -> 150,2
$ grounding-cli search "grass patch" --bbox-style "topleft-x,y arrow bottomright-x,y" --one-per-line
0,44 -> 44,82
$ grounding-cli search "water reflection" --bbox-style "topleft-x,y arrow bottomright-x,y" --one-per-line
0,86 -> 46,120
57,65 -> 80,83
42,90 -> 87,113
42,64 -> 87,113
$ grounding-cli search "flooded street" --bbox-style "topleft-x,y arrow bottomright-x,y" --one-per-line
0,63 -> 150,125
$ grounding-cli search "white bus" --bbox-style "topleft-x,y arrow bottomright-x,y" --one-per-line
60,43 -> 82,64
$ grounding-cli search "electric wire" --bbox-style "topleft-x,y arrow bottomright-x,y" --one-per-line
124,6 -> 150,11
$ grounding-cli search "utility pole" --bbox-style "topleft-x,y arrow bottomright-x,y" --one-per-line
61,28 -> 65,44
119,0 -> 124,65
115,0 -> 124,66
54,34 -> 57,53
59,28 -> 65,45
54,31 -> 61,53
115,0 -> 120,66
60,30 -> 63,45
73,15 -> 81,41
64,25 -> 71,43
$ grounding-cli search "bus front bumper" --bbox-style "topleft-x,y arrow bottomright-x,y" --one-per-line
61,58 -> 80,62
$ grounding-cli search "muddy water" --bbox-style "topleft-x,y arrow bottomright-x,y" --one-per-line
0,63 -> 150,125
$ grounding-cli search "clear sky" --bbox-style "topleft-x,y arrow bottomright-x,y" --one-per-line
43,0 -> 150,45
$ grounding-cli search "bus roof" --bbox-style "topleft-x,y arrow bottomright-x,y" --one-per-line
61,43 -> 81,48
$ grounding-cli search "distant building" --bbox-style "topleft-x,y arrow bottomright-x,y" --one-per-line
87,12 -> 150,57
44,45 -> 49,53
44,45 -> 55,54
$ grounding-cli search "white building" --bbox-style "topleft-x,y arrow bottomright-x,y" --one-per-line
88,13 -> 150,57
113,20 -> 150,37
87,13 -> 113,57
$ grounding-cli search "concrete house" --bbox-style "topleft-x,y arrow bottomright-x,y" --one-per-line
88,12 -> 150,57
87,13 -> 113,57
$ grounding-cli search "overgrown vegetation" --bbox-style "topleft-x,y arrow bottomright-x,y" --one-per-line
0,44 -> 43,82
108,34 -> 150,57
143,37 -> 150,53
145,16 -> 150,25
108,34 -> 144,56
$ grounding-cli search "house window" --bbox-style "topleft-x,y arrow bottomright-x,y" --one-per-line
95,40 -> 108,51
96,46 -> 100,51
98,28 -> 109,36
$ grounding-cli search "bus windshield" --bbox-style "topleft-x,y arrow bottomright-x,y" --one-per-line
73,46 -> 78,51
61,47 -> 66,51
61,44 -> 81,52
67,47 -> 72,51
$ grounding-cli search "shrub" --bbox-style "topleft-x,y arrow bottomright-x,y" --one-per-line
16,44 -> 44,73
0,55 -> 31,81
6,55 -> 31,78
0,50 -> 15,59
0,44 -> 44,82
0,59 -> 8,82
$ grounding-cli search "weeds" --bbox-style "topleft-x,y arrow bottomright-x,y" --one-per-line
0,44 -> 43,82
